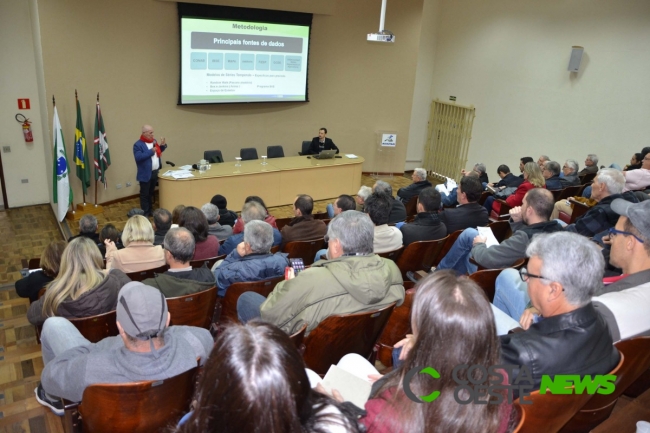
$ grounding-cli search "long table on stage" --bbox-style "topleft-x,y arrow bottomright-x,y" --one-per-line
159,155 -> 365,210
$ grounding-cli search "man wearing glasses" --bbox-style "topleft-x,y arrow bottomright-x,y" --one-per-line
496,232 -> 619,393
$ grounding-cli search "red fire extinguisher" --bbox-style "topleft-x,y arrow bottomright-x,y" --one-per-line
16,113 -> 34,143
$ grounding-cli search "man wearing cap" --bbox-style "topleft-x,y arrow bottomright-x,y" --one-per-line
592,199 -> 650,341
35,282 -> 213,414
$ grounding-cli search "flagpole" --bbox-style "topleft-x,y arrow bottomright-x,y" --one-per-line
76,89 -> 86,206
94,92 -> 99,207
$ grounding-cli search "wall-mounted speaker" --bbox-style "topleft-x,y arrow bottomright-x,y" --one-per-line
568,46 -> 584,72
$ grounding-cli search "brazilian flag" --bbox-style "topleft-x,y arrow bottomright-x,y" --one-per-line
74,99 -> 90,194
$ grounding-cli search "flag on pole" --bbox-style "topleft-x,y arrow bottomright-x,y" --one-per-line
52,106 -> 72,222
74,98 -> 90,194
93,101 -> 111,188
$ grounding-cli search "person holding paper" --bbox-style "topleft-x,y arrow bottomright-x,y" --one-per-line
308,127 -> 339,155
134,125 -> 167,217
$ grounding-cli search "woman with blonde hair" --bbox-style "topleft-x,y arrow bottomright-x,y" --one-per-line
492,161 -> 545,215
16,240 -> 67,303
27,237 -> 131,326
105,215 -> 166,272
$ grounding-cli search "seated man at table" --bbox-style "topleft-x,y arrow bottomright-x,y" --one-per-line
373,180 -> 407,224
396,168 -> 432,204
35,282 -> 213,413
236,211 -> 405,335
214,220 -> 289,297
280,195 -> 327,246
142,228 -> 215,297
308,127 -> 339,155
220,202 -> 282,256
496,232 -> 620,394
400,187 -> 446,247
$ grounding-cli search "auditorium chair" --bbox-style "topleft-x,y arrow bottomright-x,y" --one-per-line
478,190 -> 491,206
299,140 -> 311,156
267,145 -> 284,158
289,323 -> 308,353
404,195 -> 419,217
488,220 -> 512,243
190,255 -> 225,270
395,237 -> 448,280
377,246 -> 404,262
125,264 -> 169,282
219,276 -> 284,323
283,239 -> 326,266
240,147 -> 259,160
313,211 -> 329,220
489,199 -> 512,222
555,185 -> 581,202
68,310 -> 119,343
203,149 -> 223,163
580,172 -> 597,185
167,286 -> 218,329
274,216 -> 293,231
549,189 -> 563,201
375,288 -> 416,367
270,245 -> 281,253
558,198 -> 590,225
61,366 -> 198,433
302,302 -> 396,375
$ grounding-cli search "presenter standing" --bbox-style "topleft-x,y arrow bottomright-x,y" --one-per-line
308,127 -> 339,155
133,125 -> 167,216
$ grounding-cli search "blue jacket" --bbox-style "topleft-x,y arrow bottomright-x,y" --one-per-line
134,140 -> 167,182
214,250 -> 289,297
220,228 -> 282,256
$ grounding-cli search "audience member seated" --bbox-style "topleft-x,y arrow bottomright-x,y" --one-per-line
396,168 -> 432,204
356,185 -> 372,212
16,240 -> 66,303
179,206 -> 220,260
326,194 -> 357,219
364,193 -> 403,253
152,208 -> 172,246
237,211 -> 405,335
220,202 -> 282,256
97,223 -> 123,258
495,232 -> 620,395
202,203 -> 233,241
360,272 -> 511,433
517,156 -> 534,178
542,161 -> 563,190
592,199 -> 650,341
437,189 -> 561,275
214,221 -> 288,297
173,321 -> 359,433
35,283 -> 213,413
536,154 -> 550,169
28,237 -> 131,327
232,196 -> 278,234
461,162 -> 489,185
559,159 -> 581,187
624,152 -> 644,171
400,188 -> 446,247
210,194 -> 238,227
622,152 -> 650,192
142,228 -> 215,297
439,170 -> 479,208
578,153 -> 599,176
439,176 -> 488,235
373,181 -> 407,223
280,194 -> 327,246
68,215 -> 101,245
171,204 -> 185,228
106,215 -> 166,272
488,164 -> 524,189
490,162 -> 545,215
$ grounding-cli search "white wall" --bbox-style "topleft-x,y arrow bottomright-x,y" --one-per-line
0,0 -> 50,208
427,0 -> 650,177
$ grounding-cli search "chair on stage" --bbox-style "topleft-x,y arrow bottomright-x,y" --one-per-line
267,145 -> 284,158
203,150 -> 223,163
299,140 -> 311,156
240,147 -> 259,161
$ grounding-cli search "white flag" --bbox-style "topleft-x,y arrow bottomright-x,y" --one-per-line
52,106 -> 72,221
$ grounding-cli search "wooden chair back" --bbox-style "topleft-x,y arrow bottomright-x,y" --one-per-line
377,246 -> 404,262
190,255 -> 224,270
283,238 -> 326,266
434,230 -> 462,266
289,323 -> 308,351
478,190 -> 491,206
555,186 -> 581,202
376,289 -> 416,367
313,211 -> 329,220
68,310 -> 119,343
559,337 -> 650,432
488,220 -> 512,243
220,276 -> 284,323
549,189 -> 564,201
580,172 -> 597,185
568,199 -> 591,224
490,199 -> 512,221
302,303 -> 397,375
71,367 -> 198,433
274,217 -> 293,231
576,183 -> 591,197
270,245 -> 281,253
405,196 -> 419,217
395,237 -> 448,280
468,268 -> 503,302
125,264 -> 169,282
514,387 -> 595,433
28,257 -> 41,269
166,286 -> 218,329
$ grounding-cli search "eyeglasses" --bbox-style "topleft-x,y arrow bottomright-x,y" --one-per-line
519,268 -> 550,282
324,235 -> 330,243
608,227 -> 645,244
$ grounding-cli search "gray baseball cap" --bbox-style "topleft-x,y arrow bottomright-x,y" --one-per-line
611,199 -> 650,240
116,282 -> 168,340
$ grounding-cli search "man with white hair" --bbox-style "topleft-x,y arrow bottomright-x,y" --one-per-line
355,185 -> 372,211
578,154 -> 599,176
396,168 -> 432,203
201,202 -> 233,241
559,159 -> 581,187
69,214 -> 100,245
537,155 -> 551,169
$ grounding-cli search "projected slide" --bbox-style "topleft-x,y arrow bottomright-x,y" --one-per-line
180,18 -> 310,104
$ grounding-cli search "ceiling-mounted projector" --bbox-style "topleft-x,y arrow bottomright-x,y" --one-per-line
367,0 -> 395,43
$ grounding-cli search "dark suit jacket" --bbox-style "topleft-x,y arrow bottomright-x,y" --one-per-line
397,180 -> 432,203
400,213 -> 447,246
496,173 -> 523,189
439,202 -> 489,235
545,175 -> 564,191
387,198 -> 407,224
281,215 -> 327,247
308,137 -> 339,155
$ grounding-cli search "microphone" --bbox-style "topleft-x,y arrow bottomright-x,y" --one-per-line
166,161 -> 176,167
192,164 -> 198,170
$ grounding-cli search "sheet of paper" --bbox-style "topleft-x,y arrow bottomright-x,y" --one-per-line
477,226 -> 499,248
179,165 -> 193,170
345,154 -> 358,159
170,170 -> 194,179
161,171 -> 173,177
28,268 -> 43,274
320,364 -> 372,409
436,183 -> 450,195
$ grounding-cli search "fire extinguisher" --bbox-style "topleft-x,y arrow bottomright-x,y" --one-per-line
16,113 -> 34,143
